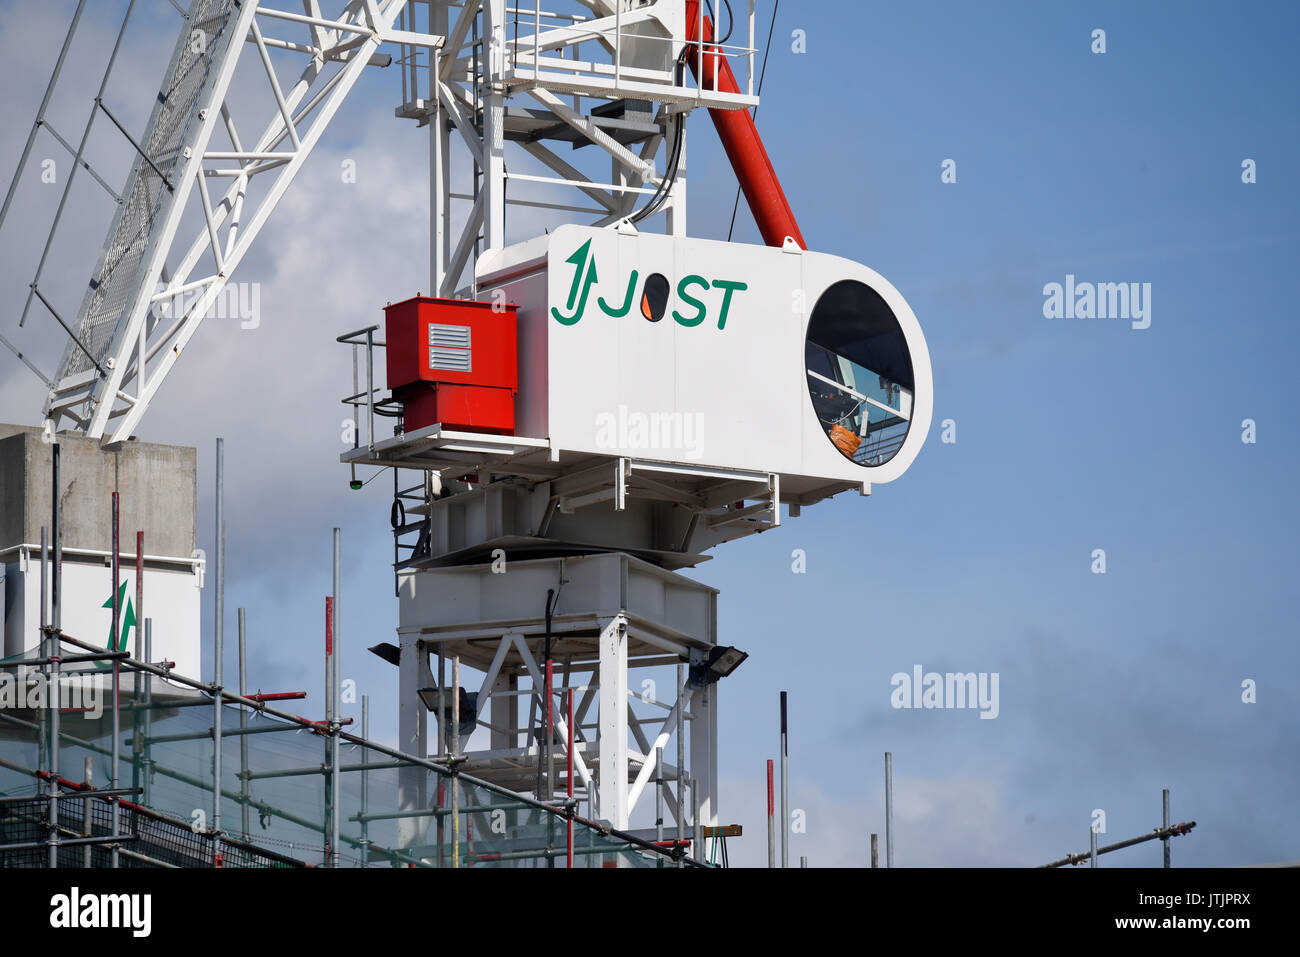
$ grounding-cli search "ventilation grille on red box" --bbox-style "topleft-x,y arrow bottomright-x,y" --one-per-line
430,324 -> 472,372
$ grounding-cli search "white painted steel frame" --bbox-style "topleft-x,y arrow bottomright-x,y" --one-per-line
43,1 -> 445,444
409,0 -> 754,298
404,617 -> 707,835
40,0 -> 755,442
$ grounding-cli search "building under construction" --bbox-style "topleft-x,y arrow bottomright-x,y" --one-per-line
0,0 -> 938,868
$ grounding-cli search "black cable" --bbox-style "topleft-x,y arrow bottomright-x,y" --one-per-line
628,47 -> 690,224
629,1 -> 735,226
629,111 -> 682,223
706,0 -> 734,45
727,0 -> 779,243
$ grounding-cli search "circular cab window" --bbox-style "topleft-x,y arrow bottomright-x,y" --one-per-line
805,280 -> 915,467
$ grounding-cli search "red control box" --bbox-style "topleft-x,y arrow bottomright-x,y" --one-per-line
384,296 -> 517,434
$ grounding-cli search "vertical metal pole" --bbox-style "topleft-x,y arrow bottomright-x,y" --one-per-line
238,608 -> 249,841
82,758 -> 93,868
392,468 -> 400,598
134,532 -> 143,665
349,344 -> 359,489
324,595 -> 334,866
365,330 -> 375,449
692,777 -> 702,863
38,527 -> 48,793
361,694 -> 370,867
51,441 -> 60,632
711,2 -> 719,92
1090,826 -> 1098,868
800,856 -> 808,868
871,833 -> 879,868
676,662 -> 685,868
451,654 -> 460,869
1162,788 -> 1171,869
48,442 -> 60,868
40,527 -> 48,634
481,0 -> 506,252
143,619 -> 152,807
111,493 -> 120,649
884,751 -> 894,868
766,758 -> 775,868
543,591 -> 554,813
429,57 -> 442,293
567,687 -> 574,868
110,491 -> 121,868
655,747 -> 664,869
133,528 -> 143,811
213,438 -> 224,866
779,691 -> 788,868
596,617 -> 629,831
399,5 -> 409,105
544,642 -> 553,803
329,531 -> 338,721
696,3 -> 705,97
437,646 -> 446,758
747,0 -> 755,96
331,527 -> 341,868
431,0 -> 450,295
436,779 -> 444,867
47,651 -> 59,868
214,441 -> 224,659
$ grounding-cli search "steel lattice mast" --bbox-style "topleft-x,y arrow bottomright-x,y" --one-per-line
19,0 -> 769,445
23,1 -> 443,443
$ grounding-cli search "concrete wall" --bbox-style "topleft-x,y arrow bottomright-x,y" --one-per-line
0,424 -> 196,558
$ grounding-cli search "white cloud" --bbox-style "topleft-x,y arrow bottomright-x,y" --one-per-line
717,766 -> 1011,868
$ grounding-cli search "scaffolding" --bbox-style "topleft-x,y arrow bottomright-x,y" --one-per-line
0,441 -> 704,869
0,636 -> 700,869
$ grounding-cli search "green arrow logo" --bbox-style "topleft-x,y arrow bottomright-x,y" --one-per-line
103,580 -> 136,656
551,239 -> 598,326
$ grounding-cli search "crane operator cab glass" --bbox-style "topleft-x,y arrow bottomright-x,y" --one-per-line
805,279 -> 915,467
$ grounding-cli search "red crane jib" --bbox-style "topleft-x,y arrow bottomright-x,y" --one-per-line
684,1 -> 806,250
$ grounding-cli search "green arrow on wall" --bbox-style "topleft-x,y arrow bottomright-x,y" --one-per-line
102,580 -> 136,654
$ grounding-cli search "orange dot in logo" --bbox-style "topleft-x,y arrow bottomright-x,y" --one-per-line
640,273 -> 669,322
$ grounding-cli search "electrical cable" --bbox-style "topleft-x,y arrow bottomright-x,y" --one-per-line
628,112 -> 682,223
628,45 -> 690,224
350,467 -> 388,490
619,1 -> 737,227
714,1 -> 735,45
627,1 -> 734,226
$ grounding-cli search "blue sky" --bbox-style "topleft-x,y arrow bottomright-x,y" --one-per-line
691,0 -> 1300,866
1,0 -> 1297,866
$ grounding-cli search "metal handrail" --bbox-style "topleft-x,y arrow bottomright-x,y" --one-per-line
498,0 -> 757,97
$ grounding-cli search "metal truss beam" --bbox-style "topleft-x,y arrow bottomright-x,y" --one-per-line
38,1 -> 444,443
